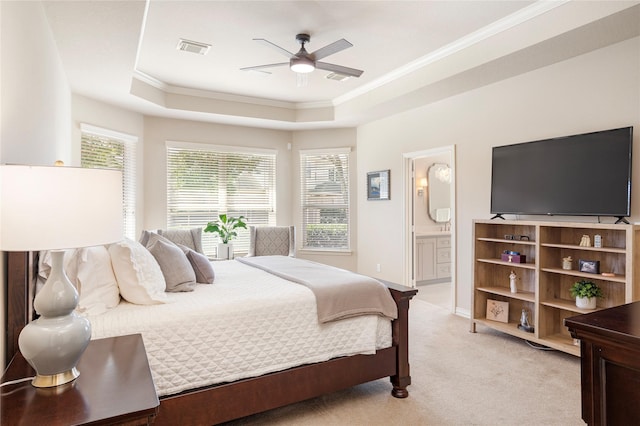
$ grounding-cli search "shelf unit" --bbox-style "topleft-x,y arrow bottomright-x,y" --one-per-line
471,219 -> 640,356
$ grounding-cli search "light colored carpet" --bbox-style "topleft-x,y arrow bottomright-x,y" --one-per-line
225,298 -> 583,425
415,282 -> 451,310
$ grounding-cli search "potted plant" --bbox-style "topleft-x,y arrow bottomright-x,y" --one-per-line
204,214 -> 247,259
569,279 -> 603,309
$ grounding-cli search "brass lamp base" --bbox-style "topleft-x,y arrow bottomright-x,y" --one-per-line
32,367 -> 80,388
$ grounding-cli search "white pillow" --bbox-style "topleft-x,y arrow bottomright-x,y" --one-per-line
108,238 -> 167,305
68,246 -> 121,316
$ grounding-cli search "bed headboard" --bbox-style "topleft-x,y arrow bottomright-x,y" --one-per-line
5,251 -> 37,367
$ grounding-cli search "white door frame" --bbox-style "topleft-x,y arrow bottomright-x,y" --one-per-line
402,145 -> 456,312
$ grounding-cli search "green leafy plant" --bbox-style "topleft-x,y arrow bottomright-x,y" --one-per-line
204,214 -> 247,244
569,279 -> 603,299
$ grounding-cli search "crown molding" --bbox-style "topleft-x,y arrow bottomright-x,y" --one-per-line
333,0 -> 569,106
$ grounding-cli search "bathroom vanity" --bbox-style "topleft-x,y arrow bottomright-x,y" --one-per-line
416,232 -> 451,284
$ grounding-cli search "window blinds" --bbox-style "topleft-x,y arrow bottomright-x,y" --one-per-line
300,148 -> 350,250
80,127 -> 137,240
166,143 -> 276,257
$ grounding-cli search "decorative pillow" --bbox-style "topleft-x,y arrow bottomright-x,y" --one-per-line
108,238 -> 167,305
178,245 -> 215,284
146,233 -> 196,292
68,246 -> 120,315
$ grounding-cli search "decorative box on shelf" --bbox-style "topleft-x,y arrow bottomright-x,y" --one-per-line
501,252 -> 526,263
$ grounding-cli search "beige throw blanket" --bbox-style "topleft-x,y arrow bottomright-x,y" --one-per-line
237,256 -> 398,323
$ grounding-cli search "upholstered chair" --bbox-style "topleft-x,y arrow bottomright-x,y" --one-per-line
247,226 -> 295,257
157,228 -> 204,254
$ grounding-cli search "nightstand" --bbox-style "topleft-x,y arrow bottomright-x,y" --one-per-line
1,334 -> 159,425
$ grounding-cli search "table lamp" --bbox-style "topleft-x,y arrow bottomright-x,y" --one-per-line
0,164 -> 123,387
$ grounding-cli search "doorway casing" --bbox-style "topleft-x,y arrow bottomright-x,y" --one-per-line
402,145 -> 456,312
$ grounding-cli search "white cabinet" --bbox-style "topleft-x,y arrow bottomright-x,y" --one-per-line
416,237 -> 437,282
416,234 -> 451,284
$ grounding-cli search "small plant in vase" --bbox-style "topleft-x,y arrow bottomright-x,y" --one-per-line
570,279 -> 603,310
204,214 -> 247,259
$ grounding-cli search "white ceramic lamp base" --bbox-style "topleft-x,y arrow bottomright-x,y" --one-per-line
18,250 -> 91,388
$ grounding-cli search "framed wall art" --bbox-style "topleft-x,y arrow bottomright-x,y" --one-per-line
367,170 -> 390,200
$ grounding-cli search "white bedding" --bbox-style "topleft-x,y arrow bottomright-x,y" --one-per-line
88,259 -> 393,397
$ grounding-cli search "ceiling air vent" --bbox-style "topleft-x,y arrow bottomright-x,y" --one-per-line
176,38 -> 211,55
325,72 -> 351,82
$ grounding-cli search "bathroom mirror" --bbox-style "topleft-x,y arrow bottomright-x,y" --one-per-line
427,163 -> 451,223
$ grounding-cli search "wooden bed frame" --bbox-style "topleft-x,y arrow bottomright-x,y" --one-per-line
5,251 -> 417,425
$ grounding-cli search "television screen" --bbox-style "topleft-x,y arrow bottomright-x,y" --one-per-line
490,126 -> 633,219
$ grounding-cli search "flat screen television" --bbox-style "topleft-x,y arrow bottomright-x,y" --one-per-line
490,126 -> 633,221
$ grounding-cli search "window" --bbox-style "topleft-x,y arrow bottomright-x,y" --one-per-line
81,124 -> 137,240
300,148 -> 350,251
166,142 -> 276,257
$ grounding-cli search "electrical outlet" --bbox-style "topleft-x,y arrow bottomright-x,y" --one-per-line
376,263 -> 381,272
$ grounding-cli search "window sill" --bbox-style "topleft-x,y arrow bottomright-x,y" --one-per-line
298,249 -> 353,256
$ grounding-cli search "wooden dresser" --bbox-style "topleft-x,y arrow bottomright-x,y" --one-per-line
565,302 -> 640,425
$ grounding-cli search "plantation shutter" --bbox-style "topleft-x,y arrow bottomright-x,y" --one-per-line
166,142 -> 276,257
300,148 -> 350,250
80,124 -> 137,240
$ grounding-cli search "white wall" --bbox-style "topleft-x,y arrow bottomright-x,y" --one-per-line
357,37 -> 640,313
143,116 -> 293,232
292,128 -> 358,271
0,1 -> 71,367
0,1 -> 71,164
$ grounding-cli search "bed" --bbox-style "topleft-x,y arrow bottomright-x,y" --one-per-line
5,249 -> 417,425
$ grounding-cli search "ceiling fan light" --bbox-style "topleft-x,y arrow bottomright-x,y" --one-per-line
290,57 -> 315,73
291,63 -> 315,73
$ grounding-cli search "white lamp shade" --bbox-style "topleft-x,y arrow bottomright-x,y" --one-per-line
0,165 -> 123,251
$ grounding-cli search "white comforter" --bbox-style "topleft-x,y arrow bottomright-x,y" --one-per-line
88,259 -> 392,397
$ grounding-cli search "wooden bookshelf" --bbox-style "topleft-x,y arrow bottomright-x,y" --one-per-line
471,219 -> 640,356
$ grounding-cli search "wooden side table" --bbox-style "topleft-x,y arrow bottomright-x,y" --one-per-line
565,302 -> 640,426
1,333 -> 159,425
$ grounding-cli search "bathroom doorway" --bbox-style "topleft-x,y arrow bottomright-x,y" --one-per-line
403,146 -> 456,312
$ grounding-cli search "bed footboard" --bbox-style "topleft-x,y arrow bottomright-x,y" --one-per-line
384,280 -> 418,398
159,347 -> 397,425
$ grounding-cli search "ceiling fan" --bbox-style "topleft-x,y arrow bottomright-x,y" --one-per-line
241,33 -> 364,78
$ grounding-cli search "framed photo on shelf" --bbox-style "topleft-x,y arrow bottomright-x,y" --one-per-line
579,259 -> 600,274
486,299 -> 509,323
367,170 -> 390,200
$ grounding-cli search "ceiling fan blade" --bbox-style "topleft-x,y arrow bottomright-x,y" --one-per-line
315,61 -> 364,78
311,39 -> 353,61
240,62 -> 289,71
253,38 -> 295,58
